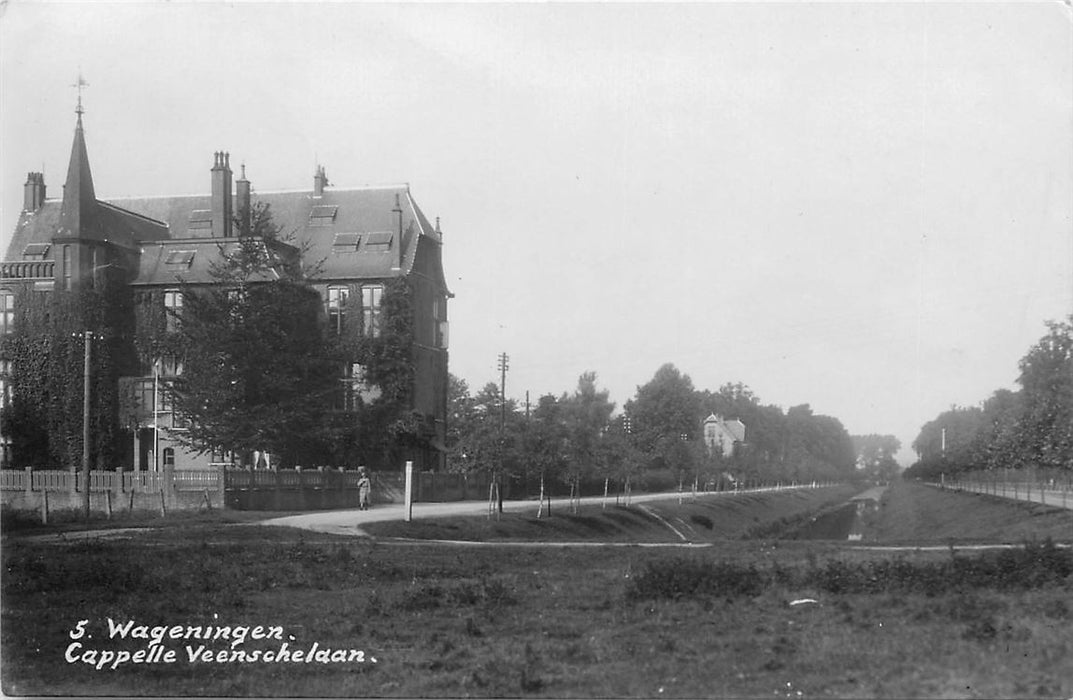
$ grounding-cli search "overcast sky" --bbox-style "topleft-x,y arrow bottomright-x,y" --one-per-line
2,2 -> 1071,464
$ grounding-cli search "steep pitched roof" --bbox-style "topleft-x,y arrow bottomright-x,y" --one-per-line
130,237 -> 296,286
110,184 -> 448,289
56,114 -> 102,241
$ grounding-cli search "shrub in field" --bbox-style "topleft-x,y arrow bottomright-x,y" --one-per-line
806,540 -> 1071,595
398,577 -> 516,612
3,543 -> 155,596
626,557 -> 765,600
625,542 -> 1071,603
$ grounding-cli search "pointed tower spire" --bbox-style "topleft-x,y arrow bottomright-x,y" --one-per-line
58,79 -> 99,239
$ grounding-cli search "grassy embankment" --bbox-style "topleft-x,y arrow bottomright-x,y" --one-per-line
2,481 -> 1072,698
363,485 -> 860,542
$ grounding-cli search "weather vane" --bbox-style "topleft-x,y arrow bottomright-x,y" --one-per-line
72,73 -> 89,115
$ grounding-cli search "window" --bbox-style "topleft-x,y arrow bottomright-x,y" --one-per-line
87,247 -> 96,290
188,210 -> 212,231
432,297 -> 448,349
136,379 -> 154,417
0,360 -> 10,410
22,243 -> 50,258
164,289 -> 182,332
340,362 -> 380,410
165,250 -> 195,266
362,285 -> 383,338
163,448 -> 175,468
159,383 -> 173,413
0,291 -> 13,335
160,355 -> 183,377
332,232 -> 360,251
363,232 -> 393,251
62,245 -> 71,291
432,298 -> 440,344
327,285 -> 348,334
309,205 -> 338,226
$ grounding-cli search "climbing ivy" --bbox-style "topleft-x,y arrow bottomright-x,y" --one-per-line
0,267 -> 134,469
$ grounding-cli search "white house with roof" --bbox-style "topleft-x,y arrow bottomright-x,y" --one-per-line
702,413 -> 746,458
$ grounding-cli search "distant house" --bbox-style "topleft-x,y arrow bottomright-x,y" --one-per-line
1,104 -> 451,471
702,413 -> 746,458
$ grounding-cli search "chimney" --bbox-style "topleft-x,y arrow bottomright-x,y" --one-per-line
313,164 -> 329,197
392,192 -> 403,271
236,163 -> 251,236
211,151 -> 233,237
23,172 -> 46,212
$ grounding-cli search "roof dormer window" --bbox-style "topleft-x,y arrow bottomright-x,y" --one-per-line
363,232 -> 393,250
310,205 -> 338,226
332,232 -> 361,251
22,243 -> 50,258
188,210 -> 212,231
165,250 -> 195,267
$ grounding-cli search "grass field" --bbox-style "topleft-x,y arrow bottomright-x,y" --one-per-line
2,481 -> 1072,698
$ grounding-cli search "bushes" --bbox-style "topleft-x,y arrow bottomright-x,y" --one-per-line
626,557 -> 765,600
626,541 -> 1072,602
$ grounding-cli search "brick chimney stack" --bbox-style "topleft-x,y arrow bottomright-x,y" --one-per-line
23,172 -> 46,212
211,151 -> 233,238
236,163 -> 251,236
313,164 -> 329,197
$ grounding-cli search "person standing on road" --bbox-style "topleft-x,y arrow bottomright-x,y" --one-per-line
357,467 -> 372,511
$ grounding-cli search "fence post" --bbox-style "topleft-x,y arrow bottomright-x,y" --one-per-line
40,490 -> 49,525
217,463 -> 227,509
24,467 -> 32,494
70,466 -> 79,496
404,461 -> 414,522
164,463 -> 175,513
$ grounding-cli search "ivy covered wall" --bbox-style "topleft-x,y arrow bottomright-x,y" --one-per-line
0,266 -> 137,469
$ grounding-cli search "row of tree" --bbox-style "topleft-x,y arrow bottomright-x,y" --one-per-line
446,362 -> 864,504
904,316 -> 1073,480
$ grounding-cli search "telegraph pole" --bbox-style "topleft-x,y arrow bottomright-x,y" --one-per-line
497,352 -> 509,429
495,352 -> 509,515
77,330 -> 96,519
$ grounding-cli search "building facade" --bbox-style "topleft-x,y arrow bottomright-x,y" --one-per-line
702,413 -> 746,458
1,107 -> 451,471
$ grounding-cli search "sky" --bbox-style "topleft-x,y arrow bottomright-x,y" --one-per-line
2,2 -> 1071,465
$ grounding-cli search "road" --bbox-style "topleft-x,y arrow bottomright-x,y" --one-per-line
931,482 -> 1073,511
259,484 -> 819,537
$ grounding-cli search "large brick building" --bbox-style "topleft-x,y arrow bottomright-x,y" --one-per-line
1,105 -> 451,471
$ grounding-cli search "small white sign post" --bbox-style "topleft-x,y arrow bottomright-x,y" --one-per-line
404,460 -> 413,523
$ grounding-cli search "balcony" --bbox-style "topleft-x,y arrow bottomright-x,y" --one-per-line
1,260 -> 54,280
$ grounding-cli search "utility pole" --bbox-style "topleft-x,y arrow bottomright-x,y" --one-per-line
495,352 -> 509,515
77,330 -> 97,519
497,352 -> 509,429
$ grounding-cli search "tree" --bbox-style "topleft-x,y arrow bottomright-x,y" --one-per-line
625,363 -> 700,470
525,393 -> 568,516
168,207 -> 341,467
1017,316 -> 1073,470
561,372 -> 615,512
851,434 -> 901,482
